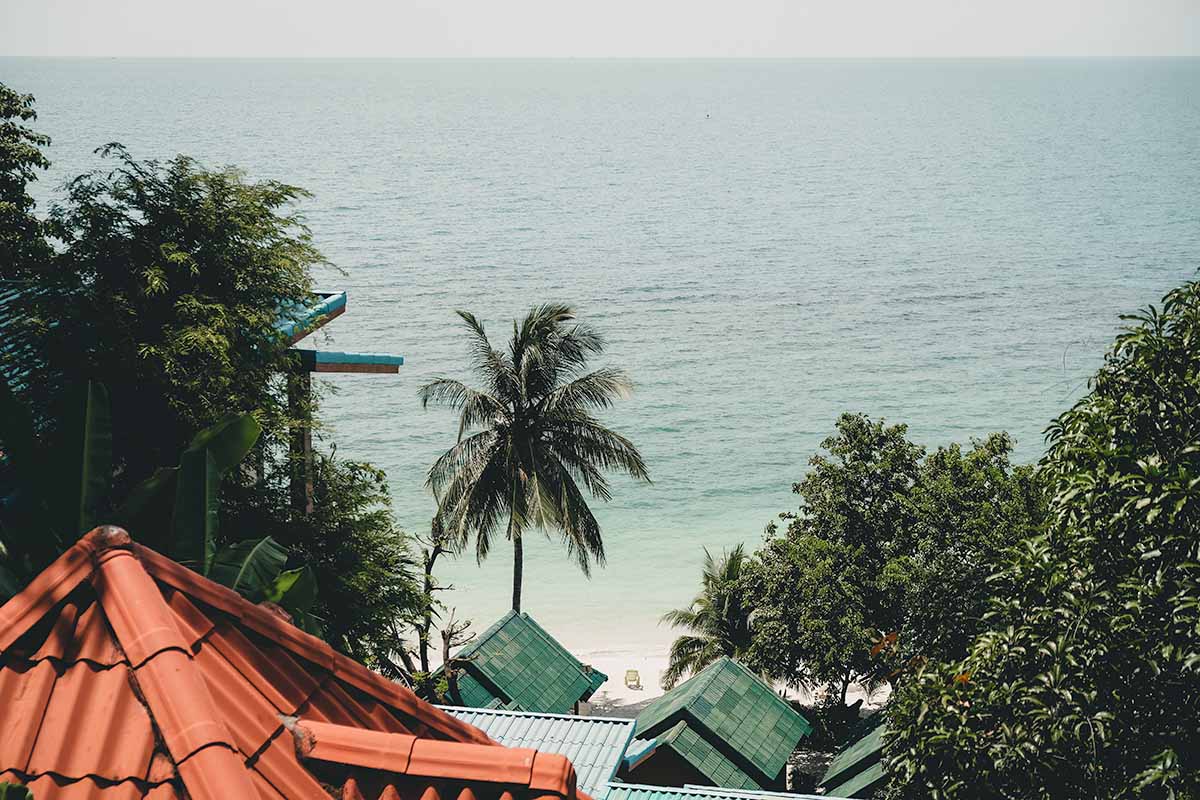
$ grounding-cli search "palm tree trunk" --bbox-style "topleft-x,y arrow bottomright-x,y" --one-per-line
512,530 -> 523,612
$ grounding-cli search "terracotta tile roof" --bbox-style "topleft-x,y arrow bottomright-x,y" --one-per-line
293,719 -> 584,800
0,527 -> 584,800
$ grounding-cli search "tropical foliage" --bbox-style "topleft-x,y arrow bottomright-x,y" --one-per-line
885,281 -> 1200,800
0,378 -> 319,628
0,82 -> 51,276
739,415 -> 1044,702
0,83 -> 421,669
420,304 -> 650,611
661,544 -> 752,689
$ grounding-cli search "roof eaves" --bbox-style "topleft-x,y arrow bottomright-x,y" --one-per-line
295,718 -> 578,796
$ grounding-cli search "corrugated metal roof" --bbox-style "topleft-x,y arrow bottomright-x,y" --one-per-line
438,706 -> 637,796
632,658 -> 811,788
819,717 -> 887,799
451,610 -> 609,714
602,781 -> 851,800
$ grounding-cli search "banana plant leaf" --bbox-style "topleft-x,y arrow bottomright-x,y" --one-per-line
144,414 -> 262,570
208,536 -> 287,600
186,414 -> 262,474
266,565 -> 317,609
49,381 -> 112,537
170,447 -> 218,571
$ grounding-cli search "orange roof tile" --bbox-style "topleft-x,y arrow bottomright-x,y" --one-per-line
291,720 -> 584,800
0,527 -> 586,800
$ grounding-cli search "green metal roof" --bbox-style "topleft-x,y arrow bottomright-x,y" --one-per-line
450,610 -> 608,714
602,782 -> 851,800
819,717 -> 886,799
437,706 -> 636,796
633,658 -> 812,787
823,762 -> 885,799
653,721 -> 760,790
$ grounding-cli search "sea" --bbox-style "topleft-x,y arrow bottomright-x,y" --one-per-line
3,58 -> 1198,668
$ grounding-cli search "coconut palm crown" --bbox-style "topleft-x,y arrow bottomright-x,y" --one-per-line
419,304 -> 650,612
661,544 -> 752,689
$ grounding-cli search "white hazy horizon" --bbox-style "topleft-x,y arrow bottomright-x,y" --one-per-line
2,0 -> 1199,59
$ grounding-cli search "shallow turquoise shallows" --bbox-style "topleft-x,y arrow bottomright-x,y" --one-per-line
5,57 -> 1199,661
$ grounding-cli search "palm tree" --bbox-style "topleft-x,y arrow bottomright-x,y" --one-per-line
419,304 -> 650,612
661,544 -> 752,689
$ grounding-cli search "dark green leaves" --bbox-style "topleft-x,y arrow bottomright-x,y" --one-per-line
0,781 -> 34,800
886,280 -> 1200,800
53,381 -> 113,536
209,536 -> 287,598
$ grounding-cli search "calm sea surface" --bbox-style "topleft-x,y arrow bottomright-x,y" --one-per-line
3,58 -> 1198,660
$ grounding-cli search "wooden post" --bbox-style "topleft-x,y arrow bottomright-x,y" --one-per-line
287,370 -> 314,514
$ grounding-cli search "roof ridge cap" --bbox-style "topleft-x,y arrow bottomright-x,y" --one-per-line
437,705 -> 636,724
89,540 -> 260,799
0,526 -> 127,653
459,608 -> 520,656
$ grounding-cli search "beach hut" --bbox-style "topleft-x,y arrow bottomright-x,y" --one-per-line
623,657 -> 812,791
0,526 -> 586,800
443,610 -> 608,714
439,706 -> 637,796
818,716 -> 887,798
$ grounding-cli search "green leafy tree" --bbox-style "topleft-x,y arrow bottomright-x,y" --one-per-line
885,281 -> 1200,800
741,414 -> 1043,704
661,544 -> 753,689
420,304 -> 650,612
742,532 -> 873,702
0,88 -> 421,669
0,83 -> 51,276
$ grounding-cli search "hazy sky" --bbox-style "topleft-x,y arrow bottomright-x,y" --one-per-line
2,0 -> 1198,58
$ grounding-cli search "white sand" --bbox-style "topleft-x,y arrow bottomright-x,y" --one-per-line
579,650 -> 671,709
579,649 -> 890,713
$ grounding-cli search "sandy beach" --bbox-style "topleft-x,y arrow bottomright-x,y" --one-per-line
578,648 -> 889,715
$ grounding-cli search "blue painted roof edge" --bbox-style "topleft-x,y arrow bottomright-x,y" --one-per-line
275,290 -> 347,342
296,349 -> 405,366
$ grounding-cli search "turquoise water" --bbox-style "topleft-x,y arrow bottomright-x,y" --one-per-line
4,58 -> 1199,659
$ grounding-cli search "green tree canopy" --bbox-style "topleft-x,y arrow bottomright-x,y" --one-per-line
0,86 -> 421,673
0,83 -> 51,275
741,414 -> 1044,703
885,280 -> 1200,800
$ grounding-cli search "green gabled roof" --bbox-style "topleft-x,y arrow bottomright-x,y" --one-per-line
452,610 -> 608,714
655,721 -> 761,790
823,762 -> 885,799
634,657 -> 812,786
819,716 -> 886,798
